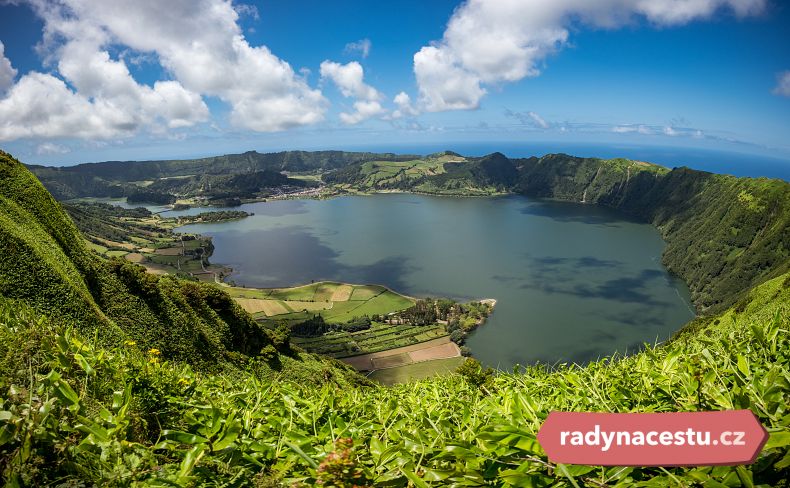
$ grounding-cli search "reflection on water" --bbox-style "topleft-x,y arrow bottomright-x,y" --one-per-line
177,194 -> 695,370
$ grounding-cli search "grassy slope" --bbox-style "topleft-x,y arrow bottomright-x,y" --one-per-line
0,151 -> 365,379
1,271 -> 788,486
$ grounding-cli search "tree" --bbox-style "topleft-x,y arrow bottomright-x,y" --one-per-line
456,358 -> 494,390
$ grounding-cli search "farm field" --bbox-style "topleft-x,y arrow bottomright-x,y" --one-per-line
292,322 -> 448,358
339,336 -> 460,370
228,281 -> 440,360
367,356 -> 466,386
227,281 -> 415,324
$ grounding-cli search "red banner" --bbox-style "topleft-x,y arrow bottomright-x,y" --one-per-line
537,410 -> 768,466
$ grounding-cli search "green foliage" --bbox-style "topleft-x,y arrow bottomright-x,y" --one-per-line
291,314 -> 330,337
29,149 -> 417,199
456,358 -> 496,390
338,316 -> 372,333
127,189 -> 176,205
5,148 -> 790,486
2,273 -> 788,486
400,299 -> 437,326
323,152 -> 516,195
63,201 -> 159,246
0,151 -> 362,377
175,210 -> 251,223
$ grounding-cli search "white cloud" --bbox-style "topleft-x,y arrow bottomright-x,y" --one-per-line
414,45 -> 486,111
0,72 -> 145,140
344,38 -> 371,59
0,0 -> 326,141
339,100 -> 386,125
320,60 -> 380,101
527,112 -> 549,129
773,70 -> 790,97
610,123 -> 709,138
414,0 -> 765,111
320,60 -> 385,124
36,142 -> 70,155
391,91 -> 419,118
505,109 -> 551,129
612,124 -> 653,134
0,42 -> 17,94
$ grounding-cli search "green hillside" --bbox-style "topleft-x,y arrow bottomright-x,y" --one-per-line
0,150 -> 365,379
2,150 -> 789,485
512,155 -> 790,313
1,245 -> 788,486
27,150 -> 417,200
323,151 -> 519,195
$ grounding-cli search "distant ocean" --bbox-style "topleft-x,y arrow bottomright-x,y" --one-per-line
341,142 -> 790,182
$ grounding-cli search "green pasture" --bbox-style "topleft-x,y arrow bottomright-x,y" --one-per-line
227,281 -> 415,324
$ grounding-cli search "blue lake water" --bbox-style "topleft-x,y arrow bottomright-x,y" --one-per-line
176,194 -> 695,370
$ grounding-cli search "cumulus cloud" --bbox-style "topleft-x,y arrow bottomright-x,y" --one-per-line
414,0 -> 766,111
773,70 -> 790,97
0,42 -> 17,94
320,60 -> 385,124
391,91 -> 419,119
320,61 -> 380,100
339,100 -> 385,125
0,0 -> 327,141
344,38 -> 371,59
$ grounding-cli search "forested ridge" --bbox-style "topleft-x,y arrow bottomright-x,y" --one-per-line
27,150 -> 416,199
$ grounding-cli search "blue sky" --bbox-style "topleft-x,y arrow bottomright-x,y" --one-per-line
0,0 -> 788,168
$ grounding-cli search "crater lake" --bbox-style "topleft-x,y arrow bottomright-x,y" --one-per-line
175,193 -> 695,370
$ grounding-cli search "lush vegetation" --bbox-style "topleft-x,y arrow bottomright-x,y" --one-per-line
62,201 -> 222,280
127,190 -> 177,205
511,154 -> 790,313
4,148 -> 790,485
1,268 -> 788,486
63,202 -> 159,248
28,150 -> 417,200
323,152 -> 516,195
175,210 -> 251,224
229,287 -> 491,359
291,322 -> 448,358
0,150 -> 363,377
